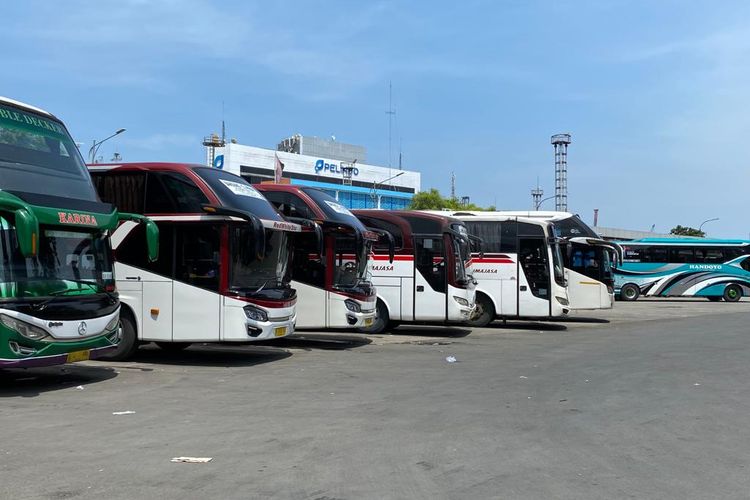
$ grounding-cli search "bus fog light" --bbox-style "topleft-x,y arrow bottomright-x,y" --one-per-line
243,305 -> 268,322
344,299 -> 361,313
555,296 -> 569,306
453,296 -> 469,307
0,314 -> 49,341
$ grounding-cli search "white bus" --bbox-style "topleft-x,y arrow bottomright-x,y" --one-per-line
255,184 -> 379,329
430,212 -> 570,327
353,210 -> 476,334
459,211 -> 620,311
90,163 -> 300,359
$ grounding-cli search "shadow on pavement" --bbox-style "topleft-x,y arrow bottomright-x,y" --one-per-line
386,326 -> 473,338
123,344 -> 293,367
488,321 -> 568,331
0,364 -> 118,398
257,333 -> 372,351
553,317 -> 610,324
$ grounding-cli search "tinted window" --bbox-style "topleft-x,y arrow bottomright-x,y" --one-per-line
500,221 -> 518,253
262,190 -> 316,219
92,172 -> 146,213
144,172 -> 176,213
116,222 -> 175,278
517,221 -> 544,237
174,224 -> 221,292
669,247 -> 694,263
402,216 -> 443,235
551,215 -> 598,238
193,167 -> 284,221
356,216 -> 404,250
158,172 -> 210,213
415,236 -> 446,293
464,221 -> 501,253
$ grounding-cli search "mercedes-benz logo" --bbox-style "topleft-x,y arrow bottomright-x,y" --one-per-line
77,322 -> 87,336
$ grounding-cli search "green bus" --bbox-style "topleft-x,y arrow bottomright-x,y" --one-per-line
0,96 -> 157,368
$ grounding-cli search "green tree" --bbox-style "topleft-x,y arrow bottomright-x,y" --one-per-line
670,225 -> 705,237
408,188 -> 490,211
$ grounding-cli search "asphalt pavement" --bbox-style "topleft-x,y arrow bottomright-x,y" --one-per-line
1,298 -> 749,499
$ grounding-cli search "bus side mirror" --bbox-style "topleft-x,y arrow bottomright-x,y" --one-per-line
119,213 -> 160,262
14,208 -> 39,258
0,195 -> 40,258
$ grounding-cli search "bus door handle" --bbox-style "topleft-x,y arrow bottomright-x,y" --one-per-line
416,285 -> 424,292
520,285 -> 527,291
126,276 -> 142,281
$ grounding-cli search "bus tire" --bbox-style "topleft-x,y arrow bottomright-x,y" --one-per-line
155,342 -> 192,352
723,284 -> 742,302
467,293 -> 495,327
360,299 -> 389,335
620,283 -> 640,301
101,312 -> 139,361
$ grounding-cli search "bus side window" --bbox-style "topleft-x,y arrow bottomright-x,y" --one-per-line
116,223 -> 175,278
290,232 -> 325,288
175,224 -> 220,291
92,172 -> 147,213
669,247 -> 694,263
499,221 -> 518,254
464,221 -> 500,253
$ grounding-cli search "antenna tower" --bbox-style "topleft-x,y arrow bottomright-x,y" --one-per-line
551,133 -> 572,212
450,171 -> 456,201
385,82 -> 396,171
531,177 -> 543,210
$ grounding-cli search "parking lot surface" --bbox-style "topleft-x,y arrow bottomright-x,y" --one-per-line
2,299 -> 749,499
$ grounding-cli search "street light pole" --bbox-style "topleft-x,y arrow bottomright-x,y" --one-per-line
698,217 -> 719,234
370,171 -> 405,208
534,195 -> 556,210
89,128 -> 126,164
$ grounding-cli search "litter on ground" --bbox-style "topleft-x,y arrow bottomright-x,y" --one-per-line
171,457 -> 213,463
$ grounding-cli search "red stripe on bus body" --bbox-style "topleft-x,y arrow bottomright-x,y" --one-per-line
473,258 -> 514,264
372,255 -> 414,261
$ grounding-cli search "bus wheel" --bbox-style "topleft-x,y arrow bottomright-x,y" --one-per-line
620,284 -> 640,301
467,293 -> 495,327
101,313 -> 139,361
723,284 -> 742,302
360,300 -> 389,335
707,296 -> 722,302
155,342 -> 192,352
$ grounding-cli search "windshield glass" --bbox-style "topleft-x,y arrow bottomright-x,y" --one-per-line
553,215 -> 599,239
193,167 -> 286,222
568,243 -> 610,283
0,217 -> 113,299
552,242 -> 566,286
230,225 -> 290,295
332,232 -> 370,289
0,102 -> 97,201
301,188 -> 369,230
451,234 -> 469,283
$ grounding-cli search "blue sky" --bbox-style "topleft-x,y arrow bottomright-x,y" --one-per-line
3,0 -> 749,237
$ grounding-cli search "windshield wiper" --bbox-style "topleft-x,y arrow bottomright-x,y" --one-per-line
30,280 -> 114,311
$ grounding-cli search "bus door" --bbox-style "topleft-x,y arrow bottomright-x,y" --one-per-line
517,237 -> 551,317
413,235 -> 448,321
567,238 -> 620,309
289,230 -> 327,328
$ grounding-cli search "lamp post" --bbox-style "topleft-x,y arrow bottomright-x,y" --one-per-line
534,195 -> 556,210
698,217 -> 719,234
89,128 -> 126,164
370,171 -> 405,208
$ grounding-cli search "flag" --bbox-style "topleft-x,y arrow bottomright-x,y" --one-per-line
274,153 -> 285,183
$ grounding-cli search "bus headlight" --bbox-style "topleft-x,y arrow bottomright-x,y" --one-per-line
453,296 -> 470,307
243,305 -> 268,322
0,314 -> 49,341
344,299 -> 361,313
555,296 -> 569,306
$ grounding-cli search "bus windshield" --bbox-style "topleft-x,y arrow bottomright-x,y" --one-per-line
552,242 -> 566,286
230,226 -> 291,296
0,102 -> 98,201
332,232 -> 370,289
0,218 -> 114,299
301,188 -> 368,229
451,234 -> 469,283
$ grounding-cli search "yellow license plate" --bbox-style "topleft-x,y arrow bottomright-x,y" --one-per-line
274,327 -> 288,337
364,317 -> 374,326
66,350 -> 90,363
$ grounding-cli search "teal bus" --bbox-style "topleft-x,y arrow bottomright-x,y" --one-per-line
614,238 -> 750,302
0,96 -> 157,368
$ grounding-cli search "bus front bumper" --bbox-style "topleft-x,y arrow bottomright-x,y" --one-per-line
0,344 -> 118,369
245,314 -> 296,340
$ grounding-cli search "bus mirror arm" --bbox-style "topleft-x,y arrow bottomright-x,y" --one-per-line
118,213 -> 160,262
365,227 -> 395,263
469,234 -> 483,253
285,216 -> 324,257
201,204 -> 266,258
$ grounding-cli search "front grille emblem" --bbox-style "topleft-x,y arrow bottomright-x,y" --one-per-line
77,322 -> 87,336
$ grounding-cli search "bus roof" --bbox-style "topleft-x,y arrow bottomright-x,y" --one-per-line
618,238 -> 750,246
0,96 -> 55,118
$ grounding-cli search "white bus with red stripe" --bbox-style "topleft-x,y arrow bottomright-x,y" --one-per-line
255,185 -> 378,329
89,163 -> 300,359
463,211 -> 621,310
423,212 -> 570,327
353,210 -> 476,334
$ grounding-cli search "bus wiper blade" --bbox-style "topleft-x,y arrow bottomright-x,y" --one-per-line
30,280 -> 111,310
